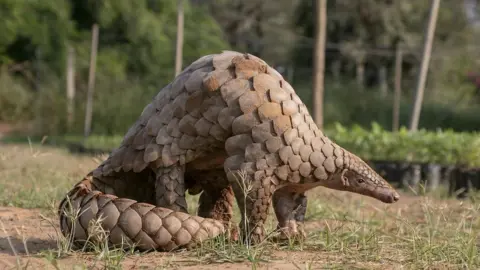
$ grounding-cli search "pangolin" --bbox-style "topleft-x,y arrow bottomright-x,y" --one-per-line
58,50 -> 400,252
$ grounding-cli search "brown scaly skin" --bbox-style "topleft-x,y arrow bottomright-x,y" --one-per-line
58,51 -> 400,251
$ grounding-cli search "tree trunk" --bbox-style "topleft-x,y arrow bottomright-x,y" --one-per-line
392,45 -> 403,132
84,24 -> 99,138
66,45 -> 76,131
379,65 -> 388,97
313,0 -> 327,129
175,0 -> 184,77
409,0 -> 441,132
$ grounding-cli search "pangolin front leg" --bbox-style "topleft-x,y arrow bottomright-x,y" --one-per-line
224,157 -> 276,245
154,165 -> 188,213
272,187 -> 307,241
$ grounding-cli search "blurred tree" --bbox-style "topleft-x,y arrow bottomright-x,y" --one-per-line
292,0 -> 477,97
0,0 -> 74,86
0,0 -> 229,86
0,0 -> 230,134
205,0 -> 301,66
68,0 -> 228,85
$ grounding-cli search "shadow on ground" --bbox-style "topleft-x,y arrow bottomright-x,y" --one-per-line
0,236 -> 57,255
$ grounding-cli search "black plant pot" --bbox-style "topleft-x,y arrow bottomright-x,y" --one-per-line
370,160 -> 412,187
448,166 -> 479,199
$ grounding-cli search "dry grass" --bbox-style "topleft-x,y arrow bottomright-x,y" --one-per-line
0,143 -> 479,269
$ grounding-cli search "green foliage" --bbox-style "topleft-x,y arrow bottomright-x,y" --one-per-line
0,69 -> 33,122
0,0 -> 74,72
0,0 -> 230,135
293,79 -> 480,133
327,122 -> 480,168
5,120 -> 480,169
292,0 -> 480,106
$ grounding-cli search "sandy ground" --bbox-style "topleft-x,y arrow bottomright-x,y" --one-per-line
0,207 -> 350,269
0,197 -> 422,270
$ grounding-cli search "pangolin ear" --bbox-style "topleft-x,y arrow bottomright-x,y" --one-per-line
340,169 -> 349,187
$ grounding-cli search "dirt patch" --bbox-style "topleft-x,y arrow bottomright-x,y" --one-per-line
0,206 -> 396,269
0,207 -> 57,255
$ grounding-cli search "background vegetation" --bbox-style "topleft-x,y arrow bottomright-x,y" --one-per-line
1,0 -> 480,166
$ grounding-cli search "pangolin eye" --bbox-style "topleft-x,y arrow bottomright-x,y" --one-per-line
357,178 -> 365,183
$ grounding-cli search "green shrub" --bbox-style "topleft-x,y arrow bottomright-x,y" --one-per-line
0,70 -> 34,123
327,122 -> 480,168
292,79 -> 480,133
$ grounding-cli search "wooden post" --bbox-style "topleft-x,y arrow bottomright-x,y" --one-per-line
66,45 -> 76,131
313,0 -> 327,129
392,45 -> 403,132
175,0 -> 184,77
409,0 -> 440,132
84,24 -> 99,138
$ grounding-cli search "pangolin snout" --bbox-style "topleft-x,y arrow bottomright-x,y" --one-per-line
378,189 -> 400,203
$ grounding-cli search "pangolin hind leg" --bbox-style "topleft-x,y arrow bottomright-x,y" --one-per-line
154,164 -> 189,213
272,187 -> 308,241
185,168 -> 238,240
293,193 -> 308,235
191,170 -> 234,224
